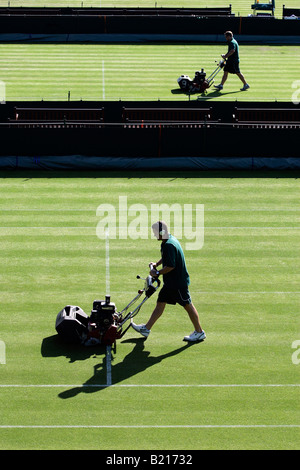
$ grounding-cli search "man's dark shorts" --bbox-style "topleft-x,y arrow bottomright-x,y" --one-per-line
224,62 -> 240,74
157,285 -> 192,307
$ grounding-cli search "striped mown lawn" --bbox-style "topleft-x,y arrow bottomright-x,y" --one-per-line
0,44 -> 299,101
0,0 -> 299,19
0,173 -> 299,450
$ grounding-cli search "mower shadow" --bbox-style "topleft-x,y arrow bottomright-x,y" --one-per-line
170,88 -> 243,100
41,334 -> 107,363
58,337 -> 199,399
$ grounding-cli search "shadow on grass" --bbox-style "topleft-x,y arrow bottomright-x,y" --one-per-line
41,334 -> 107,364
196,90 -> 242,100
170,89 -> 242,100
41,335 -> 201,399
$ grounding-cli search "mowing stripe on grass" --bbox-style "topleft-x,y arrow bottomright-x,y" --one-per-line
0,226 -> 299,229
1,209 -> 299,212
0,44 -> 299,101
0,425 -> 299,429
102,59 -> 105,100
0,384 -> 299,388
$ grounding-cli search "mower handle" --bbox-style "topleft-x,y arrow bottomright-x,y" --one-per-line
149,263 -> 160,276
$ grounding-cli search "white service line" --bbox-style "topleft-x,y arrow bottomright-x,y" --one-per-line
105,227 -> 110,295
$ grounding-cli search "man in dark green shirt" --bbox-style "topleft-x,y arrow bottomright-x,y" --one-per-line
214,31 -> 250,92
132,221 -> 206,343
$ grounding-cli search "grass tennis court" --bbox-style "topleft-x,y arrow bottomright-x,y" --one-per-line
0,0 -> 299,19
0,44 -> 299,101
0,172 -> 299,449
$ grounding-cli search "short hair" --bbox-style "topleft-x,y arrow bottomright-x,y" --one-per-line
224,31 -> 233,38
152,220 -> 169,238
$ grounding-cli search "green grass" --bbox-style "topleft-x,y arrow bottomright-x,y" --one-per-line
0,173 -> 299,450
0,0 -> 299,19
0,44 -> 300,101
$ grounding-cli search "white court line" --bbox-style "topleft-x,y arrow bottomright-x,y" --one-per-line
105,227 -> 110,295
0,425 -> 299,429
0,384 -> 299,388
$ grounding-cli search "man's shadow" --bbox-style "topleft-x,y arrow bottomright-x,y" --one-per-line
52,337 -> 198,399
198,90 -> 242,100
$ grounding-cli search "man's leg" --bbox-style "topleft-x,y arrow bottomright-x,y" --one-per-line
184,302 -> 203,333
221,70 -> 229,86
237,72 -> 247,85
214,71 -> 228,90
146,301 -> 166,330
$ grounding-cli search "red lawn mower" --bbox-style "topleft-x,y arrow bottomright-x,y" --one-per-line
176,59 -> 226,95
55,264 -> 160,347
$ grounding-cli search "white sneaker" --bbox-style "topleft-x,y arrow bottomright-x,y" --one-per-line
214,84 -> 223,90
183,330 -> 206,342
131,323 -> 151,338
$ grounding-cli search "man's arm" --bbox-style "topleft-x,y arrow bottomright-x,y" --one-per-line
222,49 -> 235,60
157,266 -> 174,275
150,265 -> 174,277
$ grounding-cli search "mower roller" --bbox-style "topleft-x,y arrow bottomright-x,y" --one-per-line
55,264 -> 160,347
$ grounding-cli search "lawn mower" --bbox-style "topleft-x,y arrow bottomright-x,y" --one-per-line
174,59 -> 226,95
55,264 -> 160,347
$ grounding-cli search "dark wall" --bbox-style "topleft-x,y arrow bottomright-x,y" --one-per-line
0,125 -> 299,158
0,13 -> 299,37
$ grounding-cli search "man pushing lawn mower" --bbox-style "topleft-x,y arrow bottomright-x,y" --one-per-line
132,221 -> 206,343
214,31 -> 250,92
